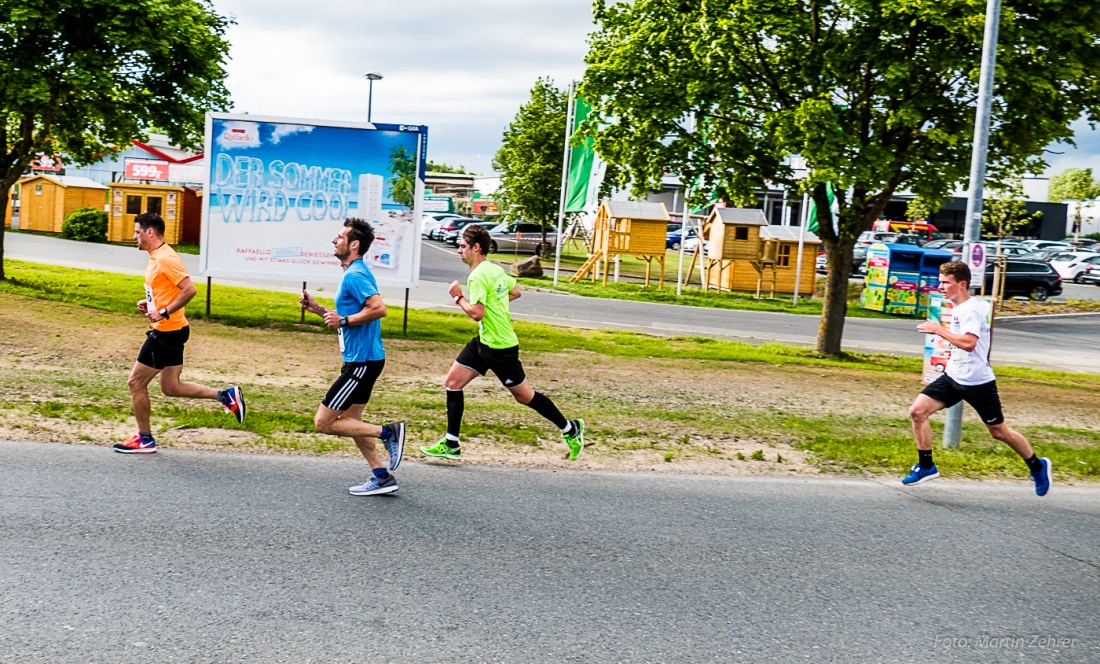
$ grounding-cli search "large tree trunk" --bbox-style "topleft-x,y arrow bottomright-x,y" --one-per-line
815,234 -> 856,355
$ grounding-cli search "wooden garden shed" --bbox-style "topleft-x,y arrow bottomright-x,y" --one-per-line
572,200 -> 670,287
108,182 -> 201,245
16,175 -> 108,234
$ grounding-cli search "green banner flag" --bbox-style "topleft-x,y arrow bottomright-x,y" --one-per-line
807,183 -> 837,233
564,96 -> 603,213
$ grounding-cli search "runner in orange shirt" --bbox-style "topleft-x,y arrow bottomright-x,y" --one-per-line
114,212 -> 246,453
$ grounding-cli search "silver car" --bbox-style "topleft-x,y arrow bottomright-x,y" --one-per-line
487,222 -> 558,255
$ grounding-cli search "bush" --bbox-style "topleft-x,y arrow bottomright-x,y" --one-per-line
61,207 -> 108,243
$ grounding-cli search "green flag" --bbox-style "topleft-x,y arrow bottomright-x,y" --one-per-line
564,96 -> 603,213
807,183 -> 837,233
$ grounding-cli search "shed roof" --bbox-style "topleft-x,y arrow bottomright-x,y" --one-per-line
760,225 -> 821,243
711,207 -> 768,226
20,174 -> 108,189
605,200 -> 668,221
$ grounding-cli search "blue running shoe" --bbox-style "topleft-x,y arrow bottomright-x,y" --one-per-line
901,463 -> 939,486
1031,457 -> 1052,497
349,474 -> 398,496
380,421 -> 406,471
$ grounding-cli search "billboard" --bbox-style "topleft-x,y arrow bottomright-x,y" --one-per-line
200,113 -> 428,288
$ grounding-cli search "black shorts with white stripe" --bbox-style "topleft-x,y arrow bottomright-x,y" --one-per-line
322,360 -> 386,412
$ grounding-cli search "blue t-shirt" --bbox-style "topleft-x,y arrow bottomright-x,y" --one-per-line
335,259 -> 385,362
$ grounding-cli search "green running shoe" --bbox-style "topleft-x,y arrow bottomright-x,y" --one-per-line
563,419 -> 585,461
420,438 -> 461,460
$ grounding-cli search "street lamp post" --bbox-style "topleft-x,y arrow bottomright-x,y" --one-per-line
364,71 -> 383,123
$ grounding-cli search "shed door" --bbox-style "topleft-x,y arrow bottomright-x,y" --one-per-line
121,193 -> 164,230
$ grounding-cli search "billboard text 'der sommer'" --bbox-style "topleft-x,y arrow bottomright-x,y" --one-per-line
199,113 -> 427,288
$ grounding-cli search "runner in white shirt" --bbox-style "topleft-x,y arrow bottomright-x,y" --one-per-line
903,261 -> 1052,495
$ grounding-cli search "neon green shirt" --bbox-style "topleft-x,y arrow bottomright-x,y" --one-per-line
467,261 -> 519,349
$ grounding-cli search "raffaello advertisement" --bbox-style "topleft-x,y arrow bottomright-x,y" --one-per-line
200,113 -> 427,287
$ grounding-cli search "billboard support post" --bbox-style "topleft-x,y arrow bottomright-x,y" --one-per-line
206,277 -> 212,320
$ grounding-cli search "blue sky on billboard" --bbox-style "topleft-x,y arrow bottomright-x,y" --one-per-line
211,0 -> 1097,180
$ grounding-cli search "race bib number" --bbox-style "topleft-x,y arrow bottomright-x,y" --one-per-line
337,327 -> 345,354
144,284 -> 156,309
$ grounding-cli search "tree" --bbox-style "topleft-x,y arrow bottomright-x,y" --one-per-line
492,77 -> 567,247
1048,167 -> 1100,239
580,0 -> 1100,354
905,196 -> 941,224
982,180 -> 1041,242
427,161 -> 470,174
387,145 -> 417,208
0,0 -> 232,280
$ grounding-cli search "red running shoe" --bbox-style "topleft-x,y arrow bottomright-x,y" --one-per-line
220,385 -> 246,424
113,433 -> 157,454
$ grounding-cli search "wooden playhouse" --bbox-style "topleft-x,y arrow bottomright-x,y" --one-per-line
15,175 -> 108,233
572,200 -> 671,287
702,207 -> 821,296
108,182 -> 201,245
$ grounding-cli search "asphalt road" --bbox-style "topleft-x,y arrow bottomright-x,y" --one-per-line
2,440 -> 1097,662
6,232 -> 1099,372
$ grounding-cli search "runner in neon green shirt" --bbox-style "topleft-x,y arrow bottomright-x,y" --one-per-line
420,224 -> 585,461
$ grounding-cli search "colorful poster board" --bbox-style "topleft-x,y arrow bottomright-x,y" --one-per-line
922,294 -> 993,383
199,113 -> 428,287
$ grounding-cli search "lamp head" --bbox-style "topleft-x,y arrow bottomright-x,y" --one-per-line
364,72 -> 384,81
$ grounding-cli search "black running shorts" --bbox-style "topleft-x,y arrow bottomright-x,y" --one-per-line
136,327 -> 190,370
322,360 -> 386,411
455,336 -> 526,388
921,374 -> 1005,426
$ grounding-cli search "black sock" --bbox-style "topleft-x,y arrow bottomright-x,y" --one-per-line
1024,454 -> 1044,473
525,392 -> 568,430
446,389 -> 464,443
918,449 -> 934,469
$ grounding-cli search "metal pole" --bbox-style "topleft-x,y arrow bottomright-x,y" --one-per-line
676,113 -> 696,296
205,276 -> 211,320
945,0 -> 1001,450
367,80 -> 374,123
403,288 -> 409,335
301,281 -> 306,323
793,192 -> 809,304
554,81 -> 577,286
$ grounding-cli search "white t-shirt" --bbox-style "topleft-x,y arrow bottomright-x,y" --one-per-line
945,297 -> 996,385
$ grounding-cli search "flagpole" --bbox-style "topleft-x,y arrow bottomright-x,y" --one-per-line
793,192 -> 809,304
675,113 -> 696,296
553,81 -> 577,286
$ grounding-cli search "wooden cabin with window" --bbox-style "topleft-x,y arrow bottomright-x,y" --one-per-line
14,175 -> 108,233
108,183 -> 201,245
572,199 -> 671,287
703,206 -> 821,296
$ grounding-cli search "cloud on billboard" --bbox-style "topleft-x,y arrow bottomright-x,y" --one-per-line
271,124 -> 314,145
216,121 -> 262,151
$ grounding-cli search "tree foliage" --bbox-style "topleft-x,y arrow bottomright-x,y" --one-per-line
427,161 -> 470,174
580,0 -> 1100,353
492,77 -> 567,238
0,0 -> 233,279
982,180 -> 1041,241
1048,167 -> 1099,236
387,145 -> 417,208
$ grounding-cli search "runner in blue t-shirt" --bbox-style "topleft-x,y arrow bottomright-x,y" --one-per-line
300,218 -> 406,496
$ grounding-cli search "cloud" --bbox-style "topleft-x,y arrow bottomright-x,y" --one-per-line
214,120 -> 262,151
270,124 -> 314,145
212,0 -> 593,174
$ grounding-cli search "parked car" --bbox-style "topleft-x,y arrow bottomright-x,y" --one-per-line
858,231 -> 898,245
444,220 -> 499,245
430,217 -> 482,240
1017,239 -> 1072,252
681,235 -> 709,255
420,213 -> 462,238
666,223 -> 697,250
1018,249 -> 1064,262
1079,263 -> 1100,286
816,244 -> 868,275
985,260 -> 1063,301
1048,251 -> 1100,282
487,222 -> 557,255
922,239 -> 957,250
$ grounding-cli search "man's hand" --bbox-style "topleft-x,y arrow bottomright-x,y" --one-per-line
299,290 -> 320,314
322,310 -> 343,329
917,321 -> 943,335
145,309 -> 164,323
448,280 -> 463,300
137,300 -> 149,314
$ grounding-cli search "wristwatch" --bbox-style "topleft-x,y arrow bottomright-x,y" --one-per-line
454,295 -> 463,304
159,308 -> 169,320
339,316 -> 349,327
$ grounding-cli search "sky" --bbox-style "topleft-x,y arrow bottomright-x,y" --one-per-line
210,0 -> 1098,181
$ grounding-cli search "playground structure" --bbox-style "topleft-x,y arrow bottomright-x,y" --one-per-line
571,200 -> 671,287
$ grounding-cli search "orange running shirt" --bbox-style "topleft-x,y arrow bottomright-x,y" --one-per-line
144,243 -> 190,332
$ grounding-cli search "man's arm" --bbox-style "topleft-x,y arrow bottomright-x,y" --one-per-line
147,277 -> 197,322
508,284 -> 521,301
322,294 -> 387,329
916,321 -> 979,352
